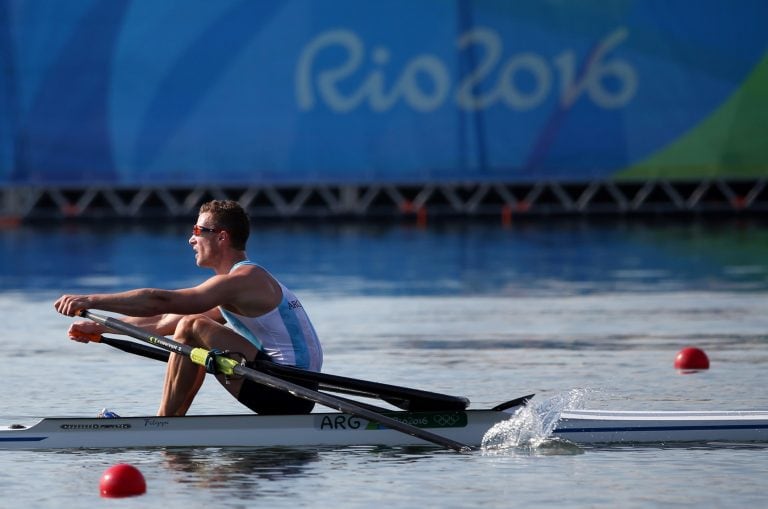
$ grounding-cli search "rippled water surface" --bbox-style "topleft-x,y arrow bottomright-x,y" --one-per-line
1,219 -> 767,508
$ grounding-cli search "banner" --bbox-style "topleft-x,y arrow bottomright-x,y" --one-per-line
0,0 -> 766,185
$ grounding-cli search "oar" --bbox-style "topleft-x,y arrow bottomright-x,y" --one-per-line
96,335 -> 171,363
95,334 -> 469,411
252,360 -> 470,411
79,310 -> 473,452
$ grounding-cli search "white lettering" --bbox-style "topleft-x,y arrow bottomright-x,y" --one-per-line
556,27 -> 637,109
296,29 -> 365,112
455,28 -> 502,110
296,27 -> 637,113
498,53 -> 551,110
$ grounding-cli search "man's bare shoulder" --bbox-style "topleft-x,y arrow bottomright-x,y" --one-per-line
208,263 -> 282,315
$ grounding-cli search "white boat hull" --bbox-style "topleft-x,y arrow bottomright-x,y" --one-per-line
1,407 -> 766,450
555,410 -> 768,444
0,411 -> 501,450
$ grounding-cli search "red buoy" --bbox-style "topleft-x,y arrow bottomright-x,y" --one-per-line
674,347 -> 710,371
99,464 -> 146,498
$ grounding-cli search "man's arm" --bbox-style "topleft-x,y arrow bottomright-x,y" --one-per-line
53,272 -> 242,318
66,308 -> 224,343
55,267 -> 280,319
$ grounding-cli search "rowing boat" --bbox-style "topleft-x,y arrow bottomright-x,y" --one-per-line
1,405 -> 766,450
0,400 -> 523,450
21,312 -> 762,451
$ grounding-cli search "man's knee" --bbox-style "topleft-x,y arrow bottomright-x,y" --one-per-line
174,314 -> 210,344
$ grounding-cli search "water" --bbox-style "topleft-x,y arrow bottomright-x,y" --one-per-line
1,218 -> 767,508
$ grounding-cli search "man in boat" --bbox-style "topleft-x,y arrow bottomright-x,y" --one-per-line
54,199 -> 323,416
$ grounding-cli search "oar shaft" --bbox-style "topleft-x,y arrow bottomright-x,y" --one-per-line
82,310 -> 239,374
80,310 -> 472,452
83,312 -> 191,356
99,336 -> 171,363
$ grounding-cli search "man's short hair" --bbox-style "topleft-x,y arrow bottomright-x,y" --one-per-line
200,200 -> 250,250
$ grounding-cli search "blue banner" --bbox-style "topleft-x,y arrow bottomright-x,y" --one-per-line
1,1 -> 766,185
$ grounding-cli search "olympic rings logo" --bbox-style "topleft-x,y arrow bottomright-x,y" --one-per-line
433,414 -> 462,427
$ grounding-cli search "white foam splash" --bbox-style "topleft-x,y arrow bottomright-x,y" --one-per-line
481,388 -> 594,453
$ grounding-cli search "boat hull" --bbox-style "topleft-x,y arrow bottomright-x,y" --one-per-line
1,408 -> 767,450
0,410 -> 504,450
555,410 -> 768,444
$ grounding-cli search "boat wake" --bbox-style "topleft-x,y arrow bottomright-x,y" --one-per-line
481,388 -> 594,454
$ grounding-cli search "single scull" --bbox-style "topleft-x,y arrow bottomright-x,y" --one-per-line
13,311 -> 761,451
1,405 -> 767,450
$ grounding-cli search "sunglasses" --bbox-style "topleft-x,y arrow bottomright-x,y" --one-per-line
192,224 -> 222,236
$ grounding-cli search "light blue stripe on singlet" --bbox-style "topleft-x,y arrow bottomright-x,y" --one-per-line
226,260 -> 310,367
219,308 -> 264,350
277,296 -> 310,369
231,260 -> 253,271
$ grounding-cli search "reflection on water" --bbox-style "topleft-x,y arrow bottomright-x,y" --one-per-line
159,444 -> 447,493
161,448 -> 320,491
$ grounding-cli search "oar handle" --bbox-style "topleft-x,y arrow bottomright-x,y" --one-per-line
69,331 -> 102,342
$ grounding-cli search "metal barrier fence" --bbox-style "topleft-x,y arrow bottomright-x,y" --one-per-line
1,179 -> 765,224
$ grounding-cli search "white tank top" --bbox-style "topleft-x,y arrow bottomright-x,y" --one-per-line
219,261 -> 323,371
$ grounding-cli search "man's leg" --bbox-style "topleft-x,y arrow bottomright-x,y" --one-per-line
157,351 -> 206,416
157,314 -> 259,416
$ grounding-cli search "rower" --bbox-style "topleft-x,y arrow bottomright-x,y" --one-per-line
55,199 -> 323,417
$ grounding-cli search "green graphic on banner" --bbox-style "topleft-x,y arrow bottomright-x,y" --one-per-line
617,54 -> 768,180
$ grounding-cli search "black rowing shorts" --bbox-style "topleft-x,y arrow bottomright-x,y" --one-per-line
236,352 -> 316,415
